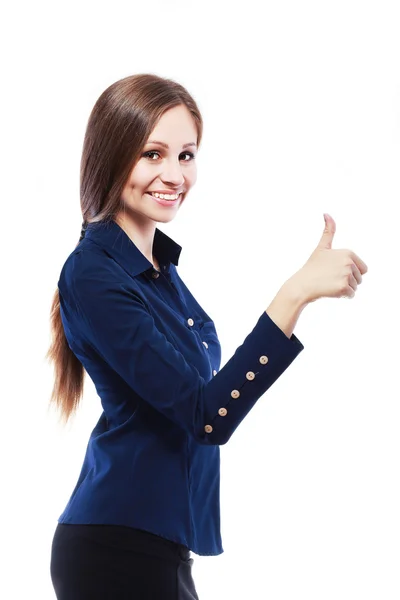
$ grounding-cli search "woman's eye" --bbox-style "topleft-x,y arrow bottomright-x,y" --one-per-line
142,151 -> 195,162
181,152 -> 195,161
142,151 -> 160,160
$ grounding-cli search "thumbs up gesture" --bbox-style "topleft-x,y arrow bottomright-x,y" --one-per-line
292,214 -> 368,303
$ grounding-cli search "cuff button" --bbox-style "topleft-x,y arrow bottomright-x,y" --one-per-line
187,318 -> 194,326
204,424 -> 213,433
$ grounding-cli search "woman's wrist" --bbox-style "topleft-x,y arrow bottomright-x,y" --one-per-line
265,279 -> 309,339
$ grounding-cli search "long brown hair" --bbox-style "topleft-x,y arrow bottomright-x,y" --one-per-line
46,73 -> 203,425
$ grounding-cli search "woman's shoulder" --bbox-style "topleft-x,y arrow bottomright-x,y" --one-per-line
62,241 -> 125,277
58,242 -> 132,301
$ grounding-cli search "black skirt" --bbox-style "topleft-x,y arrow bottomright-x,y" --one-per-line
50,523 -> 200,600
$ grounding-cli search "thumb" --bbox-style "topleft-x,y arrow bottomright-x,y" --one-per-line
317,213 -> 336,250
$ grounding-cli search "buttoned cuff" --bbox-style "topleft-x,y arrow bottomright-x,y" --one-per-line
201,311 -> 304,445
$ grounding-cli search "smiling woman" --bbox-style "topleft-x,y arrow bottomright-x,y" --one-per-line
46,72 -> 310,600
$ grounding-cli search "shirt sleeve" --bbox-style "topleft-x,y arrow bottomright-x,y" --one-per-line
61,250 -> 304,446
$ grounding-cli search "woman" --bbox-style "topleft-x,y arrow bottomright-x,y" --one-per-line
47,73 -> 368,599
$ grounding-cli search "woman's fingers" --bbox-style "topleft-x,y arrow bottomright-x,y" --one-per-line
348,273 -> 358,293
349,251 -> 368,275
351,262 -> 363,285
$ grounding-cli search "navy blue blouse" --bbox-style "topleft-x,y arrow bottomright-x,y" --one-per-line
57,219 -> 304,556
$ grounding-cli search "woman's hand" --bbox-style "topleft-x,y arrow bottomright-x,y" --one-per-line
290,213 -> 368,303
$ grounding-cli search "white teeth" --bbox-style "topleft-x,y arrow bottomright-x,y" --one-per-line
149,192 -> 181,200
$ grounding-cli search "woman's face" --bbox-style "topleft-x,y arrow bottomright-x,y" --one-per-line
120,104 -> 198,224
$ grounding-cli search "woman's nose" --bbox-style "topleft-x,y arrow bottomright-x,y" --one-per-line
160,160 -> 185,186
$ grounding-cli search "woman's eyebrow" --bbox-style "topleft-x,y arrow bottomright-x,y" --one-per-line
146,140 -> 197,149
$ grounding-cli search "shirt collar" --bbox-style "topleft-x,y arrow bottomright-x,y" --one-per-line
83,219 -> 182,278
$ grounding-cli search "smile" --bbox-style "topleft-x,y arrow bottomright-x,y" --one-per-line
147,191 -> 182,200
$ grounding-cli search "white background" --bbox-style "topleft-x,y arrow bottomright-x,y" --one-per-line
1,0 -> 399,598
